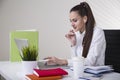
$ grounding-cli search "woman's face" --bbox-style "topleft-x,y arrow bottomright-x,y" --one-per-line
69,11 -> 87,32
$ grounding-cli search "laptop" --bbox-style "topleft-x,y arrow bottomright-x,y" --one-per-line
37,61 -> 70,69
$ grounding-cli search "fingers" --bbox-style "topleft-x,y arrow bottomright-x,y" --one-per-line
70,29 -> 74,33
65,29 -> 75,38
44,57 -> 67,66
44,57 -> 52,60
44,56 -> 57,65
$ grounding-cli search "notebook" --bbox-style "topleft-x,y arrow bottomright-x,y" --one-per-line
37,62 -> 70,69
25,74 -> 62,80
33,68 -> 68,77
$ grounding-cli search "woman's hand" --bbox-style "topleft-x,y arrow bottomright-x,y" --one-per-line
65,29 -> 76,46
44,56 -> 68,66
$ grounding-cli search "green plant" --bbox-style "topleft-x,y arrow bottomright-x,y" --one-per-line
20,45 -> 38,61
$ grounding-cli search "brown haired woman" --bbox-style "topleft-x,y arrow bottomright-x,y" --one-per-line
45,2 -> 106,66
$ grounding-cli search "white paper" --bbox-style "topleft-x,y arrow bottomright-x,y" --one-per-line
84,65 -> 113,75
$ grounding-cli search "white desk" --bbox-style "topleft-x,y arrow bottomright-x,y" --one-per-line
0,61 -> 120,80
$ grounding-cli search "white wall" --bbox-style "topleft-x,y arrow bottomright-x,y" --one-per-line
0,0 -> 120,60
88,0 -> 120,29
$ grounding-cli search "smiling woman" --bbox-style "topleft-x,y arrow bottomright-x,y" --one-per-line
44,1 -> 106,67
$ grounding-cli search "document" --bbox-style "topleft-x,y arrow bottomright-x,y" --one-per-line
84,65 -> 113,75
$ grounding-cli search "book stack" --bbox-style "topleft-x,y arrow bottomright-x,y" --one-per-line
25,68 -> 68,80
84,66 -> 113,77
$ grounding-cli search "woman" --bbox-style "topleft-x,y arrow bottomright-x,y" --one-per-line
45,2 -> 106,66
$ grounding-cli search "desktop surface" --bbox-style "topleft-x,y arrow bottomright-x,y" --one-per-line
0,61 -> 120,80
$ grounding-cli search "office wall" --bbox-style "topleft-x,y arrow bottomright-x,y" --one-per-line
0,0 -> 120,60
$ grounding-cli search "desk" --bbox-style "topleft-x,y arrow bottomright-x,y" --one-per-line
0,61 -> 120,80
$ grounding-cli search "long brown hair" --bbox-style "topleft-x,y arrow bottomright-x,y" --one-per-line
70,2 -> 95,58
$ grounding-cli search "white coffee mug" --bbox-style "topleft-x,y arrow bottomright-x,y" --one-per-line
72,56 -> 85,79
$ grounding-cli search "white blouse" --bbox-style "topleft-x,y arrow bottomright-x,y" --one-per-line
67,27 -> 106,66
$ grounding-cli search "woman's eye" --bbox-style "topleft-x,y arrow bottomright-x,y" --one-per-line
70,19 -> 78,23
73,19 -> 77,22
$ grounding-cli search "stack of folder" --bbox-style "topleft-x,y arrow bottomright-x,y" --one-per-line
84,65 -> 113,77
25,68 -> 68,80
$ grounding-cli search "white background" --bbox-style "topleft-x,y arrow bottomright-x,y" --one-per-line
0,0 -> 120,60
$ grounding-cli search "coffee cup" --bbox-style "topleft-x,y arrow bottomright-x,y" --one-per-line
72,56 -> 85,79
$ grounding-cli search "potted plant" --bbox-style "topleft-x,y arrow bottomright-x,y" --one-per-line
21,45 -> 38,61
20,45 -> 38,75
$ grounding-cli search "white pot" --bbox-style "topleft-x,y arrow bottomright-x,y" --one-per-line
22,61 -> 37,75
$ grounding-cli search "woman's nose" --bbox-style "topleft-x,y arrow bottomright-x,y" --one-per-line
71,22 -> 75,27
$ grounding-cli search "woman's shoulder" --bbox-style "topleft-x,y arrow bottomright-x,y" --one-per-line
94,26 -> 104,34
94,26 -> 104,32
93,26 -> 105,37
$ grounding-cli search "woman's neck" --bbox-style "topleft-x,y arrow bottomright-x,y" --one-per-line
80,26 -> 85,33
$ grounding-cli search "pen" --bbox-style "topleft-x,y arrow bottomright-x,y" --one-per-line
79,77 -> 90,80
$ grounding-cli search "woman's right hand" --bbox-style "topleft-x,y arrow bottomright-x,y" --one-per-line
65,29 -> 76,46
44,56 -> 68,66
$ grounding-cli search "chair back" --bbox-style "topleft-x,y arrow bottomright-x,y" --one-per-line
104,30 -> 120,73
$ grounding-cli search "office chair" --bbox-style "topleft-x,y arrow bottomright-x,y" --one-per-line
104,30 -> 120,73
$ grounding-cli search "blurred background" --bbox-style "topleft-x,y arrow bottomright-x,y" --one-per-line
0,0 -> 120,61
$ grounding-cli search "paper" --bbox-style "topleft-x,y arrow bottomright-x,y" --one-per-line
85,66 -> 112,70
84,65 -> 113,75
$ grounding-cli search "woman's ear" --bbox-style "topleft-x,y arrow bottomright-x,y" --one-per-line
83,16 -> 87,23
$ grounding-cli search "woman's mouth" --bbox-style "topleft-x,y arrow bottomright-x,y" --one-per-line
73,26 -> 77,30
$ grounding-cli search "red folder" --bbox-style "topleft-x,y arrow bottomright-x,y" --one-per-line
33,68 -> 68,77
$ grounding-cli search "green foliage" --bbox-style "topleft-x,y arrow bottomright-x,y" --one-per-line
20,45 -> 38,61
